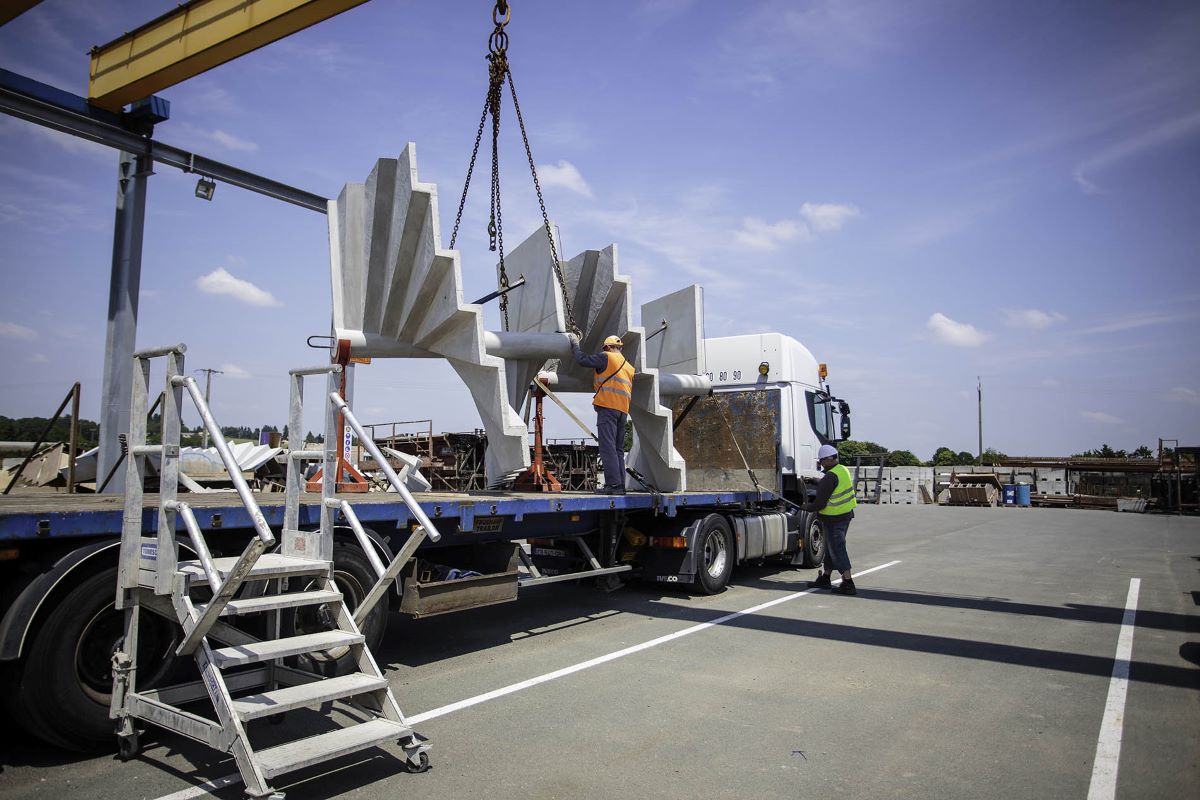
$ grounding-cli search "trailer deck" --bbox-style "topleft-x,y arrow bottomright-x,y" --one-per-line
0,488 -> 776,543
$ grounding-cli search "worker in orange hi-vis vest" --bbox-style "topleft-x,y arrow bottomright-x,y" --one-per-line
567,333 -> 636,494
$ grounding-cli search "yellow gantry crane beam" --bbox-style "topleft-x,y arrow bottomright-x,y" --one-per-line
87,0 -> 370,111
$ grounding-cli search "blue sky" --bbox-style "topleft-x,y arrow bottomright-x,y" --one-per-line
1,0 -> 1197,459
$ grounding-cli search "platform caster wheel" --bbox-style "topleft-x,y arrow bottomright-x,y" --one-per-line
117,732 -> 140,762
403,751 -> 430,773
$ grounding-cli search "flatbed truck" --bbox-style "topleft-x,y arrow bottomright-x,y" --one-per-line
0,332 -> 848,754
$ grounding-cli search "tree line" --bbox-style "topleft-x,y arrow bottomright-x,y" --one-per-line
836,439 -> 1155,468
0,415 -> 323,449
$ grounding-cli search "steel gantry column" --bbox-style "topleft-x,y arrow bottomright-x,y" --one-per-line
97,150 -> 152,492
0,69 -> 328,492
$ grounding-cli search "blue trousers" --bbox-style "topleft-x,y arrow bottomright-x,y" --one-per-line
596,406 -> 627,489
821,514 -> 853,574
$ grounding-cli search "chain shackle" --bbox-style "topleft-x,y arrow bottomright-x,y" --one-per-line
489,0 -> 511,54
493,1 -> 511,27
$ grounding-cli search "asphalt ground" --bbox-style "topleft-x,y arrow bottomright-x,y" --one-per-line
1,505 -> 1197,799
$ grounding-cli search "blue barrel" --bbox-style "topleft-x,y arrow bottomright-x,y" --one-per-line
1015,484 -> 1031,507
1003,485 -> 1016,505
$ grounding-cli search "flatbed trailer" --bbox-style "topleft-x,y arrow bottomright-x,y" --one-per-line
0,483 -> 813,754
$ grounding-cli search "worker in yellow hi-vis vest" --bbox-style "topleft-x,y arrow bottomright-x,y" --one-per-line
567,333 -> 636,494
806,444 -> 858,595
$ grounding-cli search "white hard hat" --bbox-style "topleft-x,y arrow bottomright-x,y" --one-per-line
817,444 -> 839,460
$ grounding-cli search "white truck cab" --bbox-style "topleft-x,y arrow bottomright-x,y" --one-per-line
697,333 -> 851,496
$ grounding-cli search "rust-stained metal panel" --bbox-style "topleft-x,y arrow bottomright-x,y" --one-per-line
672,390 -> 780,493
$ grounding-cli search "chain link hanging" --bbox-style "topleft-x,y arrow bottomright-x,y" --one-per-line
449,1 -> 580,335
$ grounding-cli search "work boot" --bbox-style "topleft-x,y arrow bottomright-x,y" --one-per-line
808,572 -> 832,589
832,577 -> 857,596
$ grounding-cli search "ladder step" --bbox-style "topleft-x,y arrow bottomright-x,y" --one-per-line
179,553 -> 331,582
212,630 -> 364,669
233,672 -> 387,721
216,589 -> 343,616
255,718 -> 411,780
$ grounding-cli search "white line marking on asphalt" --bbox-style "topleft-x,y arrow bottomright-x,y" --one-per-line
150,559 -> 902,799
408,559 -> 901,724
1086,577 -> 1140,800
152,773 -> 239,800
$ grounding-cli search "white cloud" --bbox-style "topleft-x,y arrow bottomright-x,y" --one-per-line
735,202 -> 858,251
799,202 -> 859,232
537,160 -> 592,197
1003,308 -> 1067,330
0,321 -> 37,340
209,129 -> 259,152
1074,109 -> 1200,193
219,364 -> 252,379
1081,410 -> 1122,424
195,267 -> 281,307
1166,387 -> 1200,405
28,353 -> 48,363
1074,310 -> 1193,335
926,312 -> 988,347
735,216 -> 804,251
1040,378 -> 1060,387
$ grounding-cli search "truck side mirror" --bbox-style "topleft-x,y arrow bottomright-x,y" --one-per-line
840,414 -> 851,440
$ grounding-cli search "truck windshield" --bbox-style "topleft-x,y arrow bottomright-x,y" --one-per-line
806,391 -> 832,443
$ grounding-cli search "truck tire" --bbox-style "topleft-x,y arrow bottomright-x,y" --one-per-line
11,566 -> 179,751
287,541 -> 389,676
693,514 -> 734,595
801,514 -> 826,568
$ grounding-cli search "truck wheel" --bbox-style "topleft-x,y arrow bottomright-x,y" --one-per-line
693,514 -> 734,595
14,567 -> 179,751
287,542 -> 389,676
801,515 -> 826,568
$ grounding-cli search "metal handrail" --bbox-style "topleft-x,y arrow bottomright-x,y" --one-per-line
331,396 -> 444,627
170,374 -> 276,654
331,393 -> 442,542
325,498 -> 387,578
175,375 -> 275,546
171,501 -> 222,592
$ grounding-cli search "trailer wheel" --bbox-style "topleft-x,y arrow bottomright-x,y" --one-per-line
287,542 -> 389,676
801,515 -> 826,568
693,514 -> 734,595
14,567 -> 179,751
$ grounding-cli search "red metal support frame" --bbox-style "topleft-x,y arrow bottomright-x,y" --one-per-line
513,382 -> 561,492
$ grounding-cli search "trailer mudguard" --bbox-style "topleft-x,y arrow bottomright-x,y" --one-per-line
0,539 -> 119,661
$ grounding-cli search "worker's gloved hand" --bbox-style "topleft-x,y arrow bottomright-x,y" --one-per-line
566,332 -> 580,348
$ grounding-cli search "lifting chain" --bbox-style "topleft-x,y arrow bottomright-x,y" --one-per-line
449,1 -> 580,335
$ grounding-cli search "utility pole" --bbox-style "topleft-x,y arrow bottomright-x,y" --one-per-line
977,375 -> 983,459
196,368 -> 223,447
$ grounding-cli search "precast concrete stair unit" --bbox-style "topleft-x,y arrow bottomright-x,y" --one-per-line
330,142 -> 709,491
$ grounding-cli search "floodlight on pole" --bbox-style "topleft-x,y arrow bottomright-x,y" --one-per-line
194,176 -> 216,201
196,368 -> 223,447
977,376 -> 983,459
